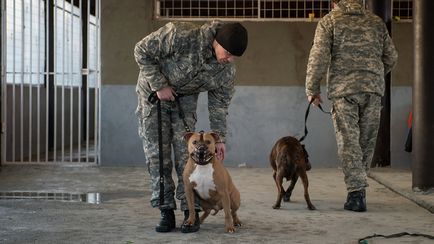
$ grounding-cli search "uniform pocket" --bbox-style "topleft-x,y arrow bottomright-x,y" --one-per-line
137,105 -> 154,138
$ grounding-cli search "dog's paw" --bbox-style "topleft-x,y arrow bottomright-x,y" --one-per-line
233,218 -> 242,227
225,225 -> 236,233
184,218 -> 195,226
308,205 -> 316,210
283,196 -> 291,202
272,204 -> 280,209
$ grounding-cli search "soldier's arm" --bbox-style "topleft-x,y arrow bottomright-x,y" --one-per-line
382,24 -> 398,75
134,23 -> 176,92
305,18 -> 333,97
208,69 -> 236,143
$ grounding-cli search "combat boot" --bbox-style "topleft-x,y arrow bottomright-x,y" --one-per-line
181,210 -> 200,233
155,209 -> 176,232
344,189 -> 366,212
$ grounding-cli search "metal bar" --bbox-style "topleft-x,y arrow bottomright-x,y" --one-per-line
53,0 -> 58,163
29,0 -> 33,163
20,0 -> 24,163
77,0 -> 82,163
69,0 -> 73,162
45,0 -> 50,163
1,0 -> 6,165
61,0 -> 65,163
96,0 -> 101,164
12,0 -> 16,163
86,0 -> 89,163
37,0 -> 41,163
413,0 -> 434,190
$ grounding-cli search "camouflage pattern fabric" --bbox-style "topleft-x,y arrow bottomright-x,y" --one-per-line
332,93 -> 381,192
305,0 -> 398,99
305,0 -> 398,193
134,21 -> 235,140
134,21 -> 235,210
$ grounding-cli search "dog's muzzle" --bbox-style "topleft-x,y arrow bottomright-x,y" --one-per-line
191,143 -> 214,165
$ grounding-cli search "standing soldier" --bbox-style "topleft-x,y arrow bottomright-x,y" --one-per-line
134,21 -> 248,232
305,0 -> 398,212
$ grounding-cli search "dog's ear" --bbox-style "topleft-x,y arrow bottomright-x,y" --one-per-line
184,132 -> 194,142
210,132 -> 220,142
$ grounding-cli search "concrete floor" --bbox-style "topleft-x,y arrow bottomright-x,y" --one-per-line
0,165 -> 433,244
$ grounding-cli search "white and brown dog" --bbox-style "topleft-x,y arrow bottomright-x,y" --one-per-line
182,131 -> 241,233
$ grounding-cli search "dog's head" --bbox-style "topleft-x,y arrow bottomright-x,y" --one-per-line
184,131 -> 219,165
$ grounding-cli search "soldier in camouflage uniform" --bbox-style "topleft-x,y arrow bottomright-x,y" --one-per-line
134,21 -> 248,232
305,0 -> 398,212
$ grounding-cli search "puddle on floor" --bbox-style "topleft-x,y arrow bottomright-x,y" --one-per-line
0,191 -> 145,204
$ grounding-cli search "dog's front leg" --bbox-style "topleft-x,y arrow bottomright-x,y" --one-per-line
222,191 -> 235,233
183,182 -> 197,225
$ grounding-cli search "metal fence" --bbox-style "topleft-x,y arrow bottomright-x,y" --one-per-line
1,0 -> 101,164
155,0 -> 412,21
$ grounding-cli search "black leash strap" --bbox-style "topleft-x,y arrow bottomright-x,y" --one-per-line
299,100 -> 331,142
148,92 -> 165,207
175,97 -> 191,133
148,91 -> 191,207
358,232 -> 434,243
156,99 -> 164,207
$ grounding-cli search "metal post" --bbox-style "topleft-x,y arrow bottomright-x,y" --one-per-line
366,0 -> 392,167
413,0 -> 434,191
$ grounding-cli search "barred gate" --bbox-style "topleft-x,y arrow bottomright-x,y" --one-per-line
1,0 -> 101,164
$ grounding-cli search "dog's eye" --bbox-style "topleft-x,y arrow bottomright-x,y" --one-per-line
192,140 -> 197,145
205,140 -> 211,145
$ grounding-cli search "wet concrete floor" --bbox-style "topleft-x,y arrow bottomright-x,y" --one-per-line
0,165 -> 433,244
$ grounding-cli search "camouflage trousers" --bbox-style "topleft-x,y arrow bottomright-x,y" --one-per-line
136,94 -> 199,210
331,93 -> 382,193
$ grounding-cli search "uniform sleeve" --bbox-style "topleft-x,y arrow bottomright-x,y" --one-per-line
382,24 -> 398,75
305,17 -> 333,96
208,68 -> 236,142
134,23 -> 175,92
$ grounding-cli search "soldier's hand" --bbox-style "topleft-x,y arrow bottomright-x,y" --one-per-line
215,142 -> 226,161
308,95 -> 322,106
157,86 -> 177,101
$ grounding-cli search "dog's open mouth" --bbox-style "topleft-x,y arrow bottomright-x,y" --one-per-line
191,146 -> 214,165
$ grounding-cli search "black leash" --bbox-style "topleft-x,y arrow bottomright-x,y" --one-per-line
156,99 -> 164,207
358,232 -> 434,243
148,91 -> 191,207
148,92 -> 165,207
299,100 -> 331,142
175,97 -> 191,133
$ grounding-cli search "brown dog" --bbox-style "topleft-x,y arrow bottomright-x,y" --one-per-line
183,131 -> 241,233
270,136 -> 316,210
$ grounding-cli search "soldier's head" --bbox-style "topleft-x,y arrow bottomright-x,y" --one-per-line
213,22 -> 248,64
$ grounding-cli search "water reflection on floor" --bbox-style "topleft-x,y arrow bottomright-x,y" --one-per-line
0,191 -> 145,204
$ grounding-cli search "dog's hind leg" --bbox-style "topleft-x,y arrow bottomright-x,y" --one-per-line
299,170 -> 316,210
199,209 -> 211,224
272,171 -> 285,209
284,174 -> 298,202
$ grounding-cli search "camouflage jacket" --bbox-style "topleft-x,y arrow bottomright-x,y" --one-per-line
305,0 -> 398,99
134,21 -> 236,141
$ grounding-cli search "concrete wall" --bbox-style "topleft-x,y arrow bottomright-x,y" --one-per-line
100,0 -> 413,168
